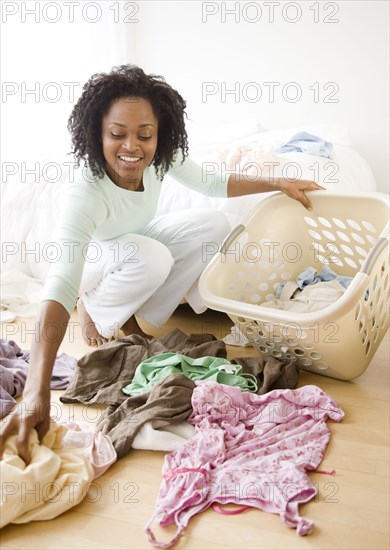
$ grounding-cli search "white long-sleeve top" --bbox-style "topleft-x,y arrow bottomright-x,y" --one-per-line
41,155 -> 229,315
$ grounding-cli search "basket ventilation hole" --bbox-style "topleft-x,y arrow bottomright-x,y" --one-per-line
318,217 -> 332,228
351,232 -> 365,244
317,362 -> 329,370
365,341 -> 371,356
344,257 -> 358,269
322,230 -> 337,241
336,231 -> 351,242
308,230 -> 322,241
293,348 -> 305,356
301,358 -> 312,367
354,246 -> 367,257
316,244 -> 326,253
372,275 -> 378,291
340,244 -> 354,256
347,219 -> 361,231
362,221 -> 377,233
332,218 -> 346,229
304,216 -> 318,227
359,315 -> 367,331
355,303 -> 361,320
303,340 -> 315,349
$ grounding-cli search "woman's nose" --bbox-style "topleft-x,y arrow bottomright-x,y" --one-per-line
123,135 -> 139,151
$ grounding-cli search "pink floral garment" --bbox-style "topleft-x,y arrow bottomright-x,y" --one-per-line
145,383 -> 344,548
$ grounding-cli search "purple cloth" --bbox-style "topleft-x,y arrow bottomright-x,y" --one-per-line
0,340 -> 77,418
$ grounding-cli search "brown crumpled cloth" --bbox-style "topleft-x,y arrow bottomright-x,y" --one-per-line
232,356 -> 300,395
60,329 -> 226,406
97,373 -> 195,458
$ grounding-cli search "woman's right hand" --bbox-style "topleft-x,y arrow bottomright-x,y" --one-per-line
0,389 -> 51,463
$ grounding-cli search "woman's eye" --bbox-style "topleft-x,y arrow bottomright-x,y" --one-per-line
111,133 -> 125,138
139,136 -> 152,140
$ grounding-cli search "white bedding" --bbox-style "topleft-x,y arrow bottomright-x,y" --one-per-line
1,124 -> 376,283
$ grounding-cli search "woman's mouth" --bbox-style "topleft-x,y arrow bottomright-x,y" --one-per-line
118,155 -> 143,168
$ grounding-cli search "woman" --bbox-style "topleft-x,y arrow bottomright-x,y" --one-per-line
0,65 -> 323,461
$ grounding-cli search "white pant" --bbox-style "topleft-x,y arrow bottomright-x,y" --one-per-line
79,210 -> 230,338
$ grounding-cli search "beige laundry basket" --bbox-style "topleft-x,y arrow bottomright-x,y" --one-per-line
199,191 -> 389,380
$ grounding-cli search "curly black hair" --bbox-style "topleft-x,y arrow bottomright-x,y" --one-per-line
67,64 -> 189,179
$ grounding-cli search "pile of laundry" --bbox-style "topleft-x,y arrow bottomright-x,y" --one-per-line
1,329 -> 344,545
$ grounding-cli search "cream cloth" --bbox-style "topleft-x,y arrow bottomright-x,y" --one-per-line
0,421 -> 94,528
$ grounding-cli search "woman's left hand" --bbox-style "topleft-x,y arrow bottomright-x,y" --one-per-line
277,178 -> 326,210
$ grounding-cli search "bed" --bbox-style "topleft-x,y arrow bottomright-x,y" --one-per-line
0,122 -> 376,299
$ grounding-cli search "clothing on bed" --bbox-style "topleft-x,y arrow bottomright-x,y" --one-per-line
145,383 -> 344,548
276,132 -> 334,159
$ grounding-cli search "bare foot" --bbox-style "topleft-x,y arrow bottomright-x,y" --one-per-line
77,298 -> 111,347
121,315 -> 151,339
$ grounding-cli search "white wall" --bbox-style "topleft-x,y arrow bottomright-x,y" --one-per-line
131,0 -> 389,192
1,2 -> 135,166
1,0 -> 388,193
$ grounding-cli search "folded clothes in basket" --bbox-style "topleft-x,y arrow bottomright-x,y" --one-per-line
275,266 -> 353,299
260,265 -> 351,313
261,279 -> 347,313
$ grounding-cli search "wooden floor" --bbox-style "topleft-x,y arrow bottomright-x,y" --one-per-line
1,307 -> 389,550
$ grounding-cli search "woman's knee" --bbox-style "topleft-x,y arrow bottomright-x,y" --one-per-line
210,211 -> 231,241
141,239 -> 174,288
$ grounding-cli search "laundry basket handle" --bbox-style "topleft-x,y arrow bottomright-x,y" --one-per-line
220,224 -> 245,255
361,237 -> 389,275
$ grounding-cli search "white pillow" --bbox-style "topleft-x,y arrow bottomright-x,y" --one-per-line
187,118 -> 264,156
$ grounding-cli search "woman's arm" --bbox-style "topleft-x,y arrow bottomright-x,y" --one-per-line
167,155 -> 324,208
0,300 -> 70,462
227,173 -> 325,210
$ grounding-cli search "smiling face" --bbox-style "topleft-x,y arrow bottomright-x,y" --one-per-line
101,96 -> 158,190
